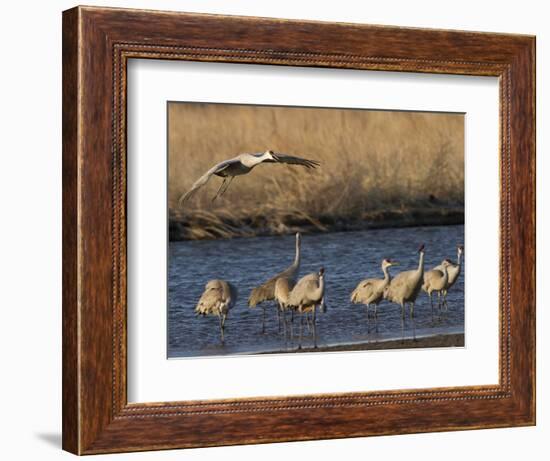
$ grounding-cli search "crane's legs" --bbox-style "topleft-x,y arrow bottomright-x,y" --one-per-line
261,306 -> 266,334
306,312 -> 313,333
366,304 -> 374,334
411,310 -> 417,341
219,176 -> 235,198
298,313 -> 303,350
212,178 -> 227,202
279,303 -> 286,336
429,292 -> 436,322
442,290 -> 449,310
313,306 -> 318,349
281,306 -> 293,340
365,304 -> 370,335
219,314 -> 225,343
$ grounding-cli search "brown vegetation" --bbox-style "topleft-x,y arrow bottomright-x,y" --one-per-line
168,102 -> 464,240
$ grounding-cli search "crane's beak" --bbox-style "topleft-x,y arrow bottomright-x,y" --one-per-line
390,261 -> 399,266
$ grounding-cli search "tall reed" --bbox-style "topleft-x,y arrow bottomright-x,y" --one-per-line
168,103 -> 464,240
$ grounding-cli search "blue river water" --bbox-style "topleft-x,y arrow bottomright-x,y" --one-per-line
168,225 -> 464,358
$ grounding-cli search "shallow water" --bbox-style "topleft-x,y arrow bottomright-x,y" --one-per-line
168,225 -> 464,358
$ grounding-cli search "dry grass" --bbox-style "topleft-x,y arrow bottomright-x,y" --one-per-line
168,102 -> 464,240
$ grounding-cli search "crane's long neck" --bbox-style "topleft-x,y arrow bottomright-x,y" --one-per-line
314,275 -> 325,302
256,152 -> 272,166
382,265 -> 391,284
442,264 -> 449,283
417,251 -> 425,276
457,250 -> 462,269
292,238 -> 301,270
245,152 -> 270,169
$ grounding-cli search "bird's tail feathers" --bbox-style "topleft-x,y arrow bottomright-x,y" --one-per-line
178,189 -> 195,207
351,287 -> 363,303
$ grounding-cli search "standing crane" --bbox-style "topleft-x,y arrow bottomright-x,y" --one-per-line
288,267 -> 327,349
274,277 -> 295,337
422,259 -> 452,312
434,245 -> 464,307
248,232 -> 302,333
351,258 -> 399,319
384,244 -> 426,318
194,279 -> 238,343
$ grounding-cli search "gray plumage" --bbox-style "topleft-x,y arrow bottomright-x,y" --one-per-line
274,277 -> 293,311
384,244 -> 426,318
248,232 -> 301,307
422,259 -> 452,310
287,267 -> 326,349
195,279 -> 237,343
179,150 -> 320,204
274,277 -> 295,337
288,268 -> 326,311
248,232 -> 302,333
351,258 -> 398,317
433,245 -> 464,304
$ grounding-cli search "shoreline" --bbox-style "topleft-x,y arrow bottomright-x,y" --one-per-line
168,333 -> 465,359
169,207 -> 464,241
258,333 -> 465,355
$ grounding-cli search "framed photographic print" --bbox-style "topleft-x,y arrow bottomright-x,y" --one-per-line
62,5 -> 535,455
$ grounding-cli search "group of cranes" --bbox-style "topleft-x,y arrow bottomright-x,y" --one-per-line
183,152 -> 325,345
194,232 -> 326,346
248,232 -> 302,333
192,231 -> 463,347
247,232 -> 326,348
181,150 -> 462,348
275,267 -> 326,348
351,244 -> 464,319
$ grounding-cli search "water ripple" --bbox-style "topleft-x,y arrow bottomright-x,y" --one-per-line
168,226 -> 464,358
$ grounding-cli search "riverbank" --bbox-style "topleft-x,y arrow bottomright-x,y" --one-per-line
169,206 -> 464,241
257,333 -> 465,355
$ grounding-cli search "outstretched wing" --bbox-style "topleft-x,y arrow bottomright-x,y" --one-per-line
270,152 -> 320,169
248,263 -> 299,307
248,273 -> 282,306
178,159 -> 235,205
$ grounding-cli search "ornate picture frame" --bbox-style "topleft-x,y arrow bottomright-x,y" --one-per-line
62,6 -> 535,454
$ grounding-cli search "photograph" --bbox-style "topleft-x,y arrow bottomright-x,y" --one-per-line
0,0 -> 541,456
167,101 -> 465,358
